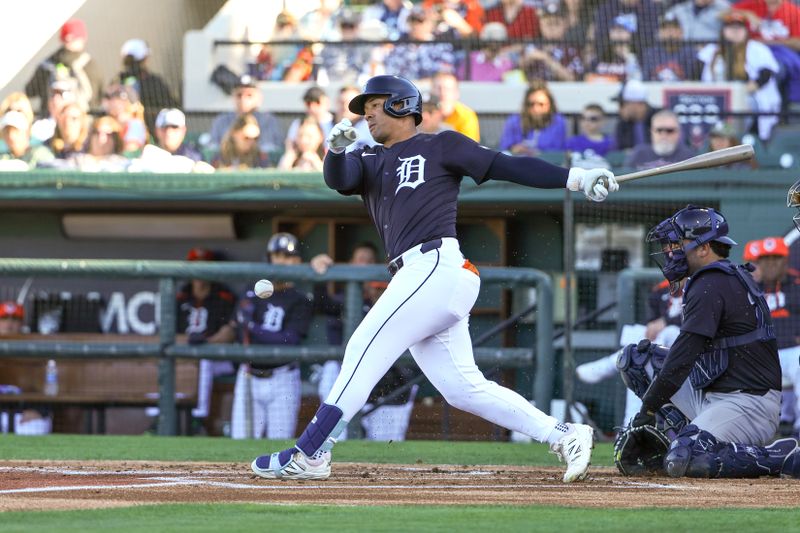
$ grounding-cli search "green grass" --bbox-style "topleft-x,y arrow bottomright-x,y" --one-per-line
0,434 -> 616,467
1,504 -> 798,533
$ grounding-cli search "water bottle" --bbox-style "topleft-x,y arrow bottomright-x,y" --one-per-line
44,359 -> 59,396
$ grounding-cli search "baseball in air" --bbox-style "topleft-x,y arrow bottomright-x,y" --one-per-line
254,279 -> 274,299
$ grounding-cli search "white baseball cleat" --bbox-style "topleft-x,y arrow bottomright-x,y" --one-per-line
550,423 -> 595,482
251,448 -> 332,480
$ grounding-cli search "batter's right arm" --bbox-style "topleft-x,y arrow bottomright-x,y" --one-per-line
323,150 -> 364,193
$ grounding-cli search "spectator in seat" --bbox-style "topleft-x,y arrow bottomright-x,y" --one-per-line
334,85 -> 376,151
698,12 -> 782,140
30,80 -> 78,144
706,122 -> 753,169
383,6 -> 456,80
361,0 -> 414,41
49,102 -> 90,159
70,115 -> 129,172
431,72 -> 479,141
641,17 -> 703,82
0,93 -> 35,135
419,92 -> 453,134
566,103 -> 616,157
585,19 -> 642,83
456,22 -> 517,82
24,19 -> 104,114
521,2 -> 585,82
729,0 -> 800,50
213,113 -> 271,170
484,0 -> 540,40
0,111 -> 55,170
152,108 -> 201,161
614,79 -> 657,150
498,81 -> 567,155
285,86 -> 334,151
593,0 -> 660,61
278,118 -> 326,171
118,39 -> 179,134
207,75 -> 284,156
624,109 -> 696,169
231,232 -> 313,440
317,8 -> 373,85
423,0 -> 485,37
298,0 -> 343,41
665,0 -> 731,41
253,11 -> 304,81
101,82 -> 148,155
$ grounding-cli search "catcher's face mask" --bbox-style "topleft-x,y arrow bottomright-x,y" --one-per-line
646,219 -> 691,296
788,179 -> 800,232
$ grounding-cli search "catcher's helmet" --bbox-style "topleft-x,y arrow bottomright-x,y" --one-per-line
646,205 -> 736,294
348,75 -> 422,125
788,178 -> 800,231
266,232 -> 300,257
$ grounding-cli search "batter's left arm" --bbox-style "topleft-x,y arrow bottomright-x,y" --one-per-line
323,150 -> 364,193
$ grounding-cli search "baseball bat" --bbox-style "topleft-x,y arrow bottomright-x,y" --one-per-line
614,144 -> 755,184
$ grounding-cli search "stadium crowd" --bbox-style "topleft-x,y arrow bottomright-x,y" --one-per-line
3,0 -> 800,172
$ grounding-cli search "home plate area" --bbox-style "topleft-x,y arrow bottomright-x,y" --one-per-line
0,461 -> 798,511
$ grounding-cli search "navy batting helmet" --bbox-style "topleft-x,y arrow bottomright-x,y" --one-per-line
348,75 -> 422,125
266,232 -> 300,257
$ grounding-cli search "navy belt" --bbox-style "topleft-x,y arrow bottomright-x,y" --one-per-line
387,238 -> 443,277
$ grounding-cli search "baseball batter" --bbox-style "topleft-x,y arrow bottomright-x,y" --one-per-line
625,205 -> 798,478
251,75 -> 619,483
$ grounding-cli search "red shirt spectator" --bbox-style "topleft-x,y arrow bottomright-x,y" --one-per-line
484,0 -> 540,39
732,0 -> 800,43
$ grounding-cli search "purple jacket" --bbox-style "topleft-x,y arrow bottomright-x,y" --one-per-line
499,113 -> 567,152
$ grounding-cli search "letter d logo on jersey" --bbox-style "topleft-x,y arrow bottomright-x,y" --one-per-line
395,155 -> 426,194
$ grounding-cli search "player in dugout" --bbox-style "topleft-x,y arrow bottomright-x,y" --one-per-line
615,205 -> 800,479
249,74 -> 620,483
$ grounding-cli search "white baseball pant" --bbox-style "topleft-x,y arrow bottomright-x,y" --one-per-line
323,238 -> 561,443
231,363 -> 301,439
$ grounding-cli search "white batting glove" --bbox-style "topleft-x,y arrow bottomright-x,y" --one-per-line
566,167 -> 619,202
326,118 -> 357,153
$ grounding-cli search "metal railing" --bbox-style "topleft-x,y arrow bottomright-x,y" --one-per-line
0,258 -> 553,436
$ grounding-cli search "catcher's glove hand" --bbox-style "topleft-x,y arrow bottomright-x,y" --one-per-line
613,424 -> 670,476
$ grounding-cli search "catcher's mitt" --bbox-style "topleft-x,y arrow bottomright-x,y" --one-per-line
614,424 -> 670,476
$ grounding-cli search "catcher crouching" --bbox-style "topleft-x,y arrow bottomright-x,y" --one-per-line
614,205 -> 800,479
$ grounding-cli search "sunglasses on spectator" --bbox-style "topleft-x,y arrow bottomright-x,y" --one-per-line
581,115 -> 602,122
653,127 -> 678,134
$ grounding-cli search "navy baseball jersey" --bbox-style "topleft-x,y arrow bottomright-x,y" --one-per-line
176,282 -> 236,336
239,286 -> 313,371
330,130 -> 498,259
759,273 -> 800,349
679,267 -> 781,393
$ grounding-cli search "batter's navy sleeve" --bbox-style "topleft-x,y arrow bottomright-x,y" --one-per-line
485,152 -> 570,188
323,150 -> 364,195
438,130 -> 498,183
641,330 -> 710,413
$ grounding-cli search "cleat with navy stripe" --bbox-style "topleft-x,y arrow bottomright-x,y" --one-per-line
251,447 -> 332,480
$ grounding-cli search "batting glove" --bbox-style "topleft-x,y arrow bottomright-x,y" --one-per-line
326,119 -> 357,153
566,167 -> 619,202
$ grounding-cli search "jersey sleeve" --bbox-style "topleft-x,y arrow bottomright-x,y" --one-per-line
323,149 -> 366,195
439,130 -> 499,184
680,272 -> 724,338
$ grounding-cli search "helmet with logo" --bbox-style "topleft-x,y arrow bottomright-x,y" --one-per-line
266,232 -> 300,258
646,205 -> 737,293
788,178 -> 800,231
348,75 -> 422,125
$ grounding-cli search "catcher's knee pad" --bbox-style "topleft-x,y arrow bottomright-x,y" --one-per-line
617,339 -> 670,398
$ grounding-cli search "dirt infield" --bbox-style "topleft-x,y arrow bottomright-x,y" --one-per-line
1,460 -> 798,511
